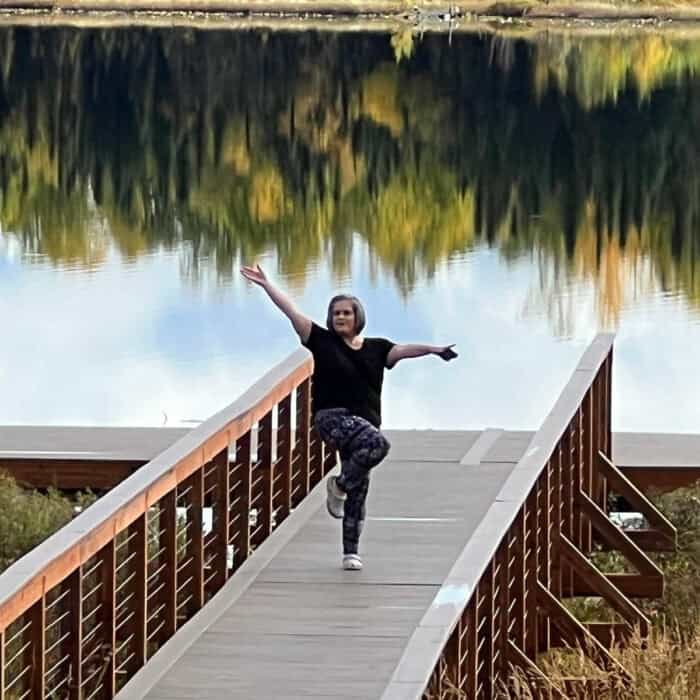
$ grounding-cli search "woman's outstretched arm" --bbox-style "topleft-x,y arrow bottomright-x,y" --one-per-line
386,343 -> 458,369
240,265 -> 312,343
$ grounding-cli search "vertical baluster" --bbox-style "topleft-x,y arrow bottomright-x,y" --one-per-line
296,380 -> 311,504
605,352 -> 613,458
161,491 -> 177,642
309,424 -> 323,489
539,467 -> 551,653
466,598 -> 478,698
214,448 -> 230,591
524,493 -> 538,659
277,395 -> 293,524
190,468 -> 205,614
484,565 -> 495,698
231,433 -> 251,571
101,541 -> 116,697
496,542 -> 509,690
133,514 -> 148,671
511,509 -> 526,653
1,628 -> 5,698
551,444 -> 563,600
68,567 -> 83,700
258,411 -> 273,538
29,595 -> 45,698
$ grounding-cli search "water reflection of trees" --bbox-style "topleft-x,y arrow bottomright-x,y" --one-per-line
1,27 -> 699,317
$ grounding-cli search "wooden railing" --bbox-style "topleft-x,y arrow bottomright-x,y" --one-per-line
0,348 -> 336,700
382,333 -> 675,699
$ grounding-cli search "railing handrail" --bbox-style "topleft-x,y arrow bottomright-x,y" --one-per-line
381,332 -> 615,699
0,347 -> 313,630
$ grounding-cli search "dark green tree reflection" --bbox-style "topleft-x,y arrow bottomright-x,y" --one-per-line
1,27 -> 699,322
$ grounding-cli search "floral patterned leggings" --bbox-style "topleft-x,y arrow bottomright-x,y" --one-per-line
314,408 -> 391,555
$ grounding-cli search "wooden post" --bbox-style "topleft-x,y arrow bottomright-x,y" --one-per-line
231,433 -> 251,571
133,514 -> 148,671
0,628 -> 4,699
465,599 -> 478,698
160,490 -> 177,643
101,541 -> 116,697
258,411 -> 274,540
277,395 -> 293,524
29,595 -> 46,698
190,468 -> 205,615
214,447 -> 230,591
295,380 -> 311,505
510,509 -> 526,652
68,567 -> 83,700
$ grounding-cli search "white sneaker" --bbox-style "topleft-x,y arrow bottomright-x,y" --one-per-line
326,476 -> 346,519
342,554 -> 363,571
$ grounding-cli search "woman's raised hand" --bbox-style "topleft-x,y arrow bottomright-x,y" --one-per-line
240,264 -> 269,288
437,344 -> 458,361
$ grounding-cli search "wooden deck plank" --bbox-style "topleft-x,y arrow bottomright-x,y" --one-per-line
132,431 -> 517,700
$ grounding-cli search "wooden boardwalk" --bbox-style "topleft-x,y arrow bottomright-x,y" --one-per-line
0,337 -> 698,700
110,426 -> 700,699
118,430 -> 519,699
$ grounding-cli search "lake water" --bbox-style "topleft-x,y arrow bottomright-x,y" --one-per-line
1,25 -> 699,433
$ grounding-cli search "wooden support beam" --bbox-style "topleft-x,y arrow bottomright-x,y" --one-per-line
190,468 -> 205,614
506,640 -> 568,699
258,411 -> 273,537
295,380 -> 312,505
276,395 -> 293,524
536,582 -> 630,679
572,573 -> 663,599
559,534 -> 650,635
100,540 -> 116,697
598,452 -> 676,545
0,628 -> 4,697
231,433 -> 251,571
30,595 -> 46,698
598,529 -> 675,552
576,491 -> 663,577
68,567 -> 83,700
214,448 -> 230,591
160,490 -> 177,643
585,622 -> 632,648
133,514 -> 148,671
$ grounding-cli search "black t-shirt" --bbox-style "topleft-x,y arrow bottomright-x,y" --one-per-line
303,323 -> 395,428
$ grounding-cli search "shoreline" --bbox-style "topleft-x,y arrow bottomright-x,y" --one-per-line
3,2 -> 700,33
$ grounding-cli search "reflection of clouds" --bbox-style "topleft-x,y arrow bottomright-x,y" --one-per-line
1,239 -> 699,434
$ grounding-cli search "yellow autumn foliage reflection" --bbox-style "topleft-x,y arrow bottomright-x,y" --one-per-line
0,27 -> 699,333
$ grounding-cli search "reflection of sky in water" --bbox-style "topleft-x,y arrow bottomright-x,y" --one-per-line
1,234 -> 699,434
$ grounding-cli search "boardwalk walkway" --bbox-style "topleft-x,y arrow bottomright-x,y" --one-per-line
120,430 -> 526,699
1,336 -> 698,700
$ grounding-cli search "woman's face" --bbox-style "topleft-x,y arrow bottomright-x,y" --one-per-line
331,300 -> 356,337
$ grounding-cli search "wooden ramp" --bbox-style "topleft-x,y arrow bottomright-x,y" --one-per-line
119,429 -> 528,699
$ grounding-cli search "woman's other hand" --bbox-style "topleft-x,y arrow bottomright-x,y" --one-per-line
240,264 -> 269,288
436,344 -> 458,361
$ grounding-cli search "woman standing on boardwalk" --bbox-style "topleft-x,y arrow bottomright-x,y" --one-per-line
240,264 -> 458,570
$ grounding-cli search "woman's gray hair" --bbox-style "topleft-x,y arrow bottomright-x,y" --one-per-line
326,294 -> 366,335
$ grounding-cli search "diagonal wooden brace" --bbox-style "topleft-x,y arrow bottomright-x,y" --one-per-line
536,582 -> 632,682
506,639 -> 568,699
598,452 -> 677,548
576,490 -> 663,578
559,534 -> 650,637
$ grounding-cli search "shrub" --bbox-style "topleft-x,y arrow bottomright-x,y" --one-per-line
0,471 -> 95,572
